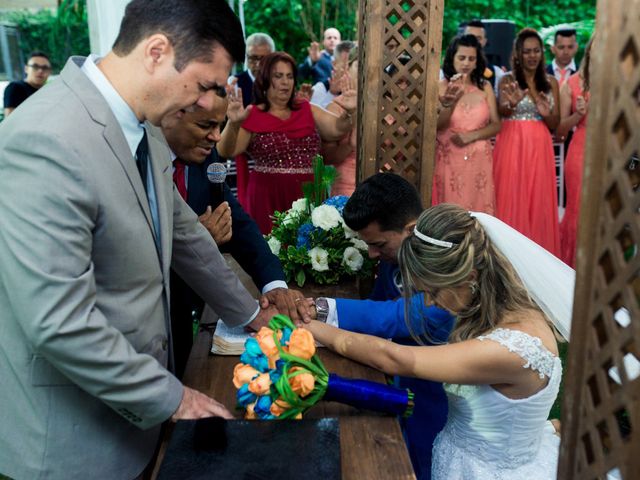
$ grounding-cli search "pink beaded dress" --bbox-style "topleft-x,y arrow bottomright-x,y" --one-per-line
559,74 -> 588,267
242,100 -> 320,233
493,93 -> 561,257
432,84 -> 496,214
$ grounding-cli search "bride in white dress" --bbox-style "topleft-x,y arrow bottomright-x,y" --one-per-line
305,203 -> 574,479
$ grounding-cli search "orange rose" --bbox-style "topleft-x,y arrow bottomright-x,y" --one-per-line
233,363 -> 259,389
248,372 -> 272,395
270,397 -> 292,417
255,327 -> 282,357
267,353 -> 281,370
288,328 -> 316,360
245,402 -> 257,420
289,367 -> 315,397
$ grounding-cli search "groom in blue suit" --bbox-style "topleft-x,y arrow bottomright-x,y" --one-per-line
309,173 -> 454,480
162,93 -> 306,377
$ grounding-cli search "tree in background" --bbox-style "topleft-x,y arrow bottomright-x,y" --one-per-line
1,0 -> 596,75
2,0 -> 89,73
243,0 -> 358,66
441,0 -> 596,65
242,0 -> 596,67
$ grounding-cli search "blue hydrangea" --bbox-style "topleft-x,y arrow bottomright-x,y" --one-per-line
269,368 -> 282,385
296,223 -> 316,248
254,394 -> 275,419
281,327 -> 292,346
240,338 -> 269,372
323,195 -> 349,214
237,383 -> 257,407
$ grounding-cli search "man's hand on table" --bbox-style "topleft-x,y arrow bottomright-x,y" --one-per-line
247,302 -> 281,331
171,386 -> 234,421
259,287 -> 311,325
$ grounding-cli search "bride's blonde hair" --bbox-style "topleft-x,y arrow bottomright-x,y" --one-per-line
399,203 -> 541,344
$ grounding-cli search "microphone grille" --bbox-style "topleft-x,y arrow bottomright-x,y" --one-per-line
206,162 -> 227,184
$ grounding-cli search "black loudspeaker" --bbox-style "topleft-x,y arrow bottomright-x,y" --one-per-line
482,20 -> 517,70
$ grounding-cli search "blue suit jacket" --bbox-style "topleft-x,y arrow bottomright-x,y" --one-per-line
297,51 -> 333,84
335,262 -> 453,480
170,150 -> 285,376
234,70 -> 253,108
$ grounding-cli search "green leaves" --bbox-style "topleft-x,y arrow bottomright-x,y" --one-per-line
4,0 -> 89,73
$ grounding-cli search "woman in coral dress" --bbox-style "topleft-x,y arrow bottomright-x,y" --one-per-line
218,52 -> 356,233
433,34 -> 501,213
493,28 -> 561,256
322,49 -> 359,197
557,36 -> 594,267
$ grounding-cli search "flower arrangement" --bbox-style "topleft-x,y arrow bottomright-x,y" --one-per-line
233,314 -> 414,420
265,156 -> 375,287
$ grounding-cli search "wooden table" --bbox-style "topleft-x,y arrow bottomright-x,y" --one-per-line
153,330 -> 415,480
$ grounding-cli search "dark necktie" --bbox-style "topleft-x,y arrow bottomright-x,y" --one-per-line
173,159 -> 188,201
136,128 -> 149,192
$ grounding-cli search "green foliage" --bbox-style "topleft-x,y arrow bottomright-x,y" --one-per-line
241,0 -> 596,69
242,0 -> 358,67
441,0 -> 597,66
265,158 -> 374,287
3,0 -> 89,73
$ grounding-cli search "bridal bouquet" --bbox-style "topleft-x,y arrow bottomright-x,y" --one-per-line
233,315 -> 414,420
265,157 -> 375,287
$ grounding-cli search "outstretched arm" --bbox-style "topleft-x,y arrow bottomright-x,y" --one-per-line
305,320 -> 531,386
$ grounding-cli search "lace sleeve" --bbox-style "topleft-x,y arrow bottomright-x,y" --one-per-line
477,328 -> 556,379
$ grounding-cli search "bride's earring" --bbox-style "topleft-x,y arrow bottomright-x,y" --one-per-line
470,282 -> 478,296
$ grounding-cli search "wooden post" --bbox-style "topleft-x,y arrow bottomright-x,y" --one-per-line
356,0 -> 444,204
559,0 -> 640,478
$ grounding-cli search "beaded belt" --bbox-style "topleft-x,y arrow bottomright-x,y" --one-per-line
253,165 -> 314,174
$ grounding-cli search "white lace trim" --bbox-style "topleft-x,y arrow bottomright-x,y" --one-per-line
477,328 -> 556,379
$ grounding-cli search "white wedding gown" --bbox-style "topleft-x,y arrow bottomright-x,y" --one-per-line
431,328 -> 562,479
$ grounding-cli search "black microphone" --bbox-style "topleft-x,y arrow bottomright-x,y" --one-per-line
206,162 -> 227,208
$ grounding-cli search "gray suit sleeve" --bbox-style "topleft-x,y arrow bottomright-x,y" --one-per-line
170,186 -> 259,326
0,129 -> 182,429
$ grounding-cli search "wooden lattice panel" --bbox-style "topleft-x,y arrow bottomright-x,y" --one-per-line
559,1 -> 640,479
356,0 -> 443,201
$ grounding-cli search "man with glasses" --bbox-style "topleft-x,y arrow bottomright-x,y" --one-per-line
3,51 -> 52,117
229,32 -> 275,206
232,32 -> 275,107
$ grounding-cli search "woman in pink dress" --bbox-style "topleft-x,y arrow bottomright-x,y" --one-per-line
322,48 -> 359,197
493,28 -> 561,256
218,52 -> 356,233
433,34 -> 501,213
557,36 -> 594,267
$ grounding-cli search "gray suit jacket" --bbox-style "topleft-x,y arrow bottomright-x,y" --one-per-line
0,57 -> 257,479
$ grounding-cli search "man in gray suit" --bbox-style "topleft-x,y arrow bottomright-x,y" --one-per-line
0,1 -> 277,478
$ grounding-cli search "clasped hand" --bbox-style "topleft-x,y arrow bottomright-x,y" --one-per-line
249,287 -> 311,331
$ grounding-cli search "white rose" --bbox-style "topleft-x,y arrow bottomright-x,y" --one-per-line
311,204 -> 343,231
343,223 -> 357,239
267,237 -> 281,255
351,237 -> 368,251
291,198 -> 308,212
308,246 -> 330,271
342,246 -> 364,272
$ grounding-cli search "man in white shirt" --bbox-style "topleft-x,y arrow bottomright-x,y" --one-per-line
547,28 -> 578,86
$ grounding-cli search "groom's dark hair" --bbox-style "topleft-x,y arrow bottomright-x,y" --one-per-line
113,0 -> 245,71
343,173 -> 423,232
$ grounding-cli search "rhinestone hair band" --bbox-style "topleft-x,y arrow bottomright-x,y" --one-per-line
413,227 -> 456,248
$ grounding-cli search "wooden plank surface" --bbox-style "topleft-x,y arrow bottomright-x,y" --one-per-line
154,330 -> 415,480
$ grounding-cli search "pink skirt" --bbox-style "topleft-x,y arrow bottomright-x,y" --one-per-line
493,120 -> 560,257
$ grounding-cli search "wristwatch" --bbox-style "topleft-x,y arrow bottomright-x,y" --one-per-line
315,297 -> 329,323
